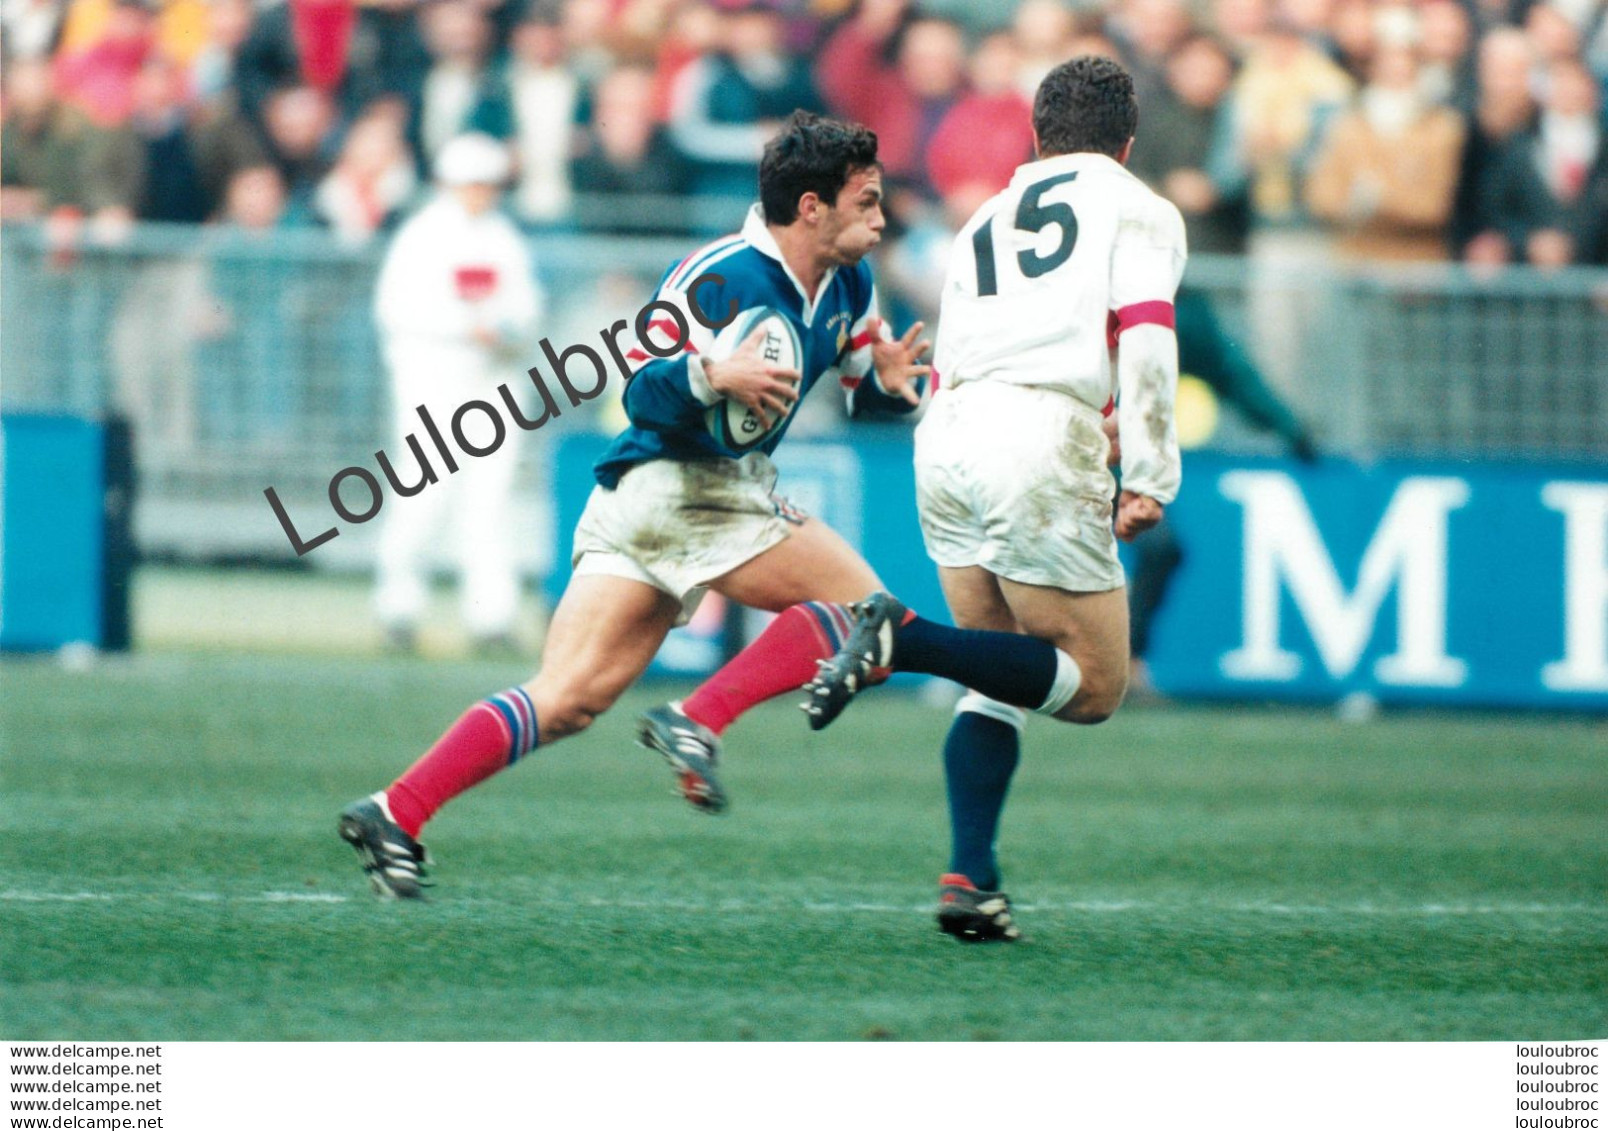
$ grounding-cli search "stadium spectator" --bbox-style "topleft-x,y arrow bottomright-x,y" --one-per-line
1418,0 -> 1478,111
234,0 -> 377,133
313,101 -> 418,241
1454,26 -> 1539,262
260,84 -> 336,221
669,5 -> 822,200
1210,0 -> 1271,59
184,2 -> 271,215
56,0 -> 208,67
1327,0 -> 1377,82
1233,7 -> 1354,227
1063,29 -> 1128,63
1305,44 -> 1466,260
413,0 -> 500,163
925,32 -> 1034,202
1235,6 -> 1353,389
371,133 -> 542,654
571,63 -> 690,226
3,0 -> 66,61
1474,55 -> 1607,266
110,201 -> 211,452
0,55 -> 143,222
559,0 -> 618,88
888,16 -> 970,177
1525,4 -> 1585,70
194,164 -> 296,445
473,0 -> 523,56
1110,0 -> 1196,99
1588,8 -> 1608,80
216,165 -> 291,233
648,0 -> 721,122
354,0 -> 432,113
1467,0 -> 1527,32
1011,0 -> 1078,97
584,0 -> 669,63
817,7 -> 968,194
1,58 -> 74,218
1283,0 -> 1342,48
1125,32 -> 1252,255
186,0 -> 253,104
503,5 -> 581,225
51,0 -> 153,126
127,54 -> 210,222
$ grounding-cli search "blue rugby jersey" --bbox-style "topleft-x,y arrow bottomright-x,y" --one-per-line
594,205 -> 922,488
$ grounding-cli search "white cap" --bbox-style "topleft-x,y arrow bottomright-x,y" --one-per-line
434,133 -> 512,187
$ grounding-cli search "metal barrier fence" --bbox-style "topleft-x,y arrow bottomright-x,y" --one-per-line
2,220 -> 1605,561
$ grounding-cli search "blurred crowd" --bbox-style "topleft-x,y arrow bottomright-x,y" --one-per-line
2,0 -> 1605,266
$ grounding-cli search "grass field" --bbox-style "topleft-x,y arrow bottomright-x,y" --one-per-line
2,649 -> 1604,1042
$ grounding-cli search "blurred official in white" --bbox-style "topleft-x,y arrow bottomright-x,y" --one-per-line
372,132 -> 544,652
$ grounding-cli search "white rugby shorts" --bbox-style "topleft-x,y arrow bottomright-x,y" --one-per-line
915,381 -> 1125,593
571,452 -> 805,623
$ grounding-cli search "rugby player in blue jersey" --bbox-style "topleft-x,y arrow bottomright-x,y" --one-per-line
340,113 -> 1091,905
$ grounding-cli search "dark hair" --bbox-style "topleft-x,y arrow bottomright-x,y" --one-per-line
758,111 -> 880,225
1032,55 -> 1138,159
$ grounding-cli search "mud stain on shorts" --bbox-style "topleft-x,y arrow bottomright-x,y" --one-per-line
627,521 -> 675,559
1016,411 -> 1113,538
681,461 -> 758,506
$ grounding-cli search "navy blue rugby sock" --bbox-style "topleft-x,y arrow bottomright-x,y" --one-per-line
893,616 -> 1076,713
943,697 -> 1025,892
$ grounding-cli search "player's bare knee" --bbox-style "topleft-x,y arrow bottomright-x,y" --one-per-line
529,681 -> 608,741
1060,698 -> 1115,725
1053,674 -> 1127,725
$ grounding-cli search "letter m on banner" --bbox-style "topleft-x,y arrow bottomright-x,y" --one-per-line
1219,472 -> 1470,686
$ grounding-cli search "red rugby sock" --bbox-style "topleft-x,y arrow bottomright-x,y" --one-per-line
386,687 -> 537,837
682,602 -> 853,735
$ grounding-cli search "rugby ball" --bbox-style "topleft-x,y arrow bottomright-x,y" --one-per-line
703,306 -> 804,452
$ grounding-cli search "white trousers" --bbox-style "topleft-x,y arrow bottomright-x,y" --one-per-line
372,355 -> 523,636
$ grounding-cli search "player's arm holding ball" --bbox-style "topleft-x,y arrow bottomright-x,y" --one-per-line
1110,195 -> 1188,541
702,326 -> 802,429
620,273 -> 756,433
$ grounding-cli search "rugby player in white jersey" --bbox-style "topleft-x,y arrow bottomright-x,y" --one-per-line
806,56 -> 1187,942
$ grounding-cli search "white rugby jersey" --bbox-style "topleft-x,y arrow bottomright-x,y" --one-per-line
933,151 -> 1188,503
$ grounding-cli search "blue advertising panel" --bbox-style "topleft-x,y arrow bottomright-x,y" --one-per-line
0,414 -> 106,650
1145,455 -> 1608,711
549,435 -> 1607,711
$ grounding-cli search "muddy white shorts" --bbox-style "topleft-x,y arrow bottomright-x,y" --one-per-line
914,381 -> 1124,593
571,452 -> 806,623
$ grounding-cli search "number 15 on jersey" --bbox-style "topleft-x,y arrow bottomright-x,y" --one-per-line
970,171 -> 1082,297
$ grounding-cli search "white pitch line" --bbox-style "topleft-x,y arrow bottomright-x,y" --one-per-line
1,890 -> 1602,916
0,891 -> 349,905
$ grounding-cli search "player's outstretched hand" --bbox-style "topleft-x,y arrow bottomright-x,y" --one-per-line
1102,413 -> 1121,468
868,317 -> 932,406
706,325 -> 802,428
1115,490 -> 1163,542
